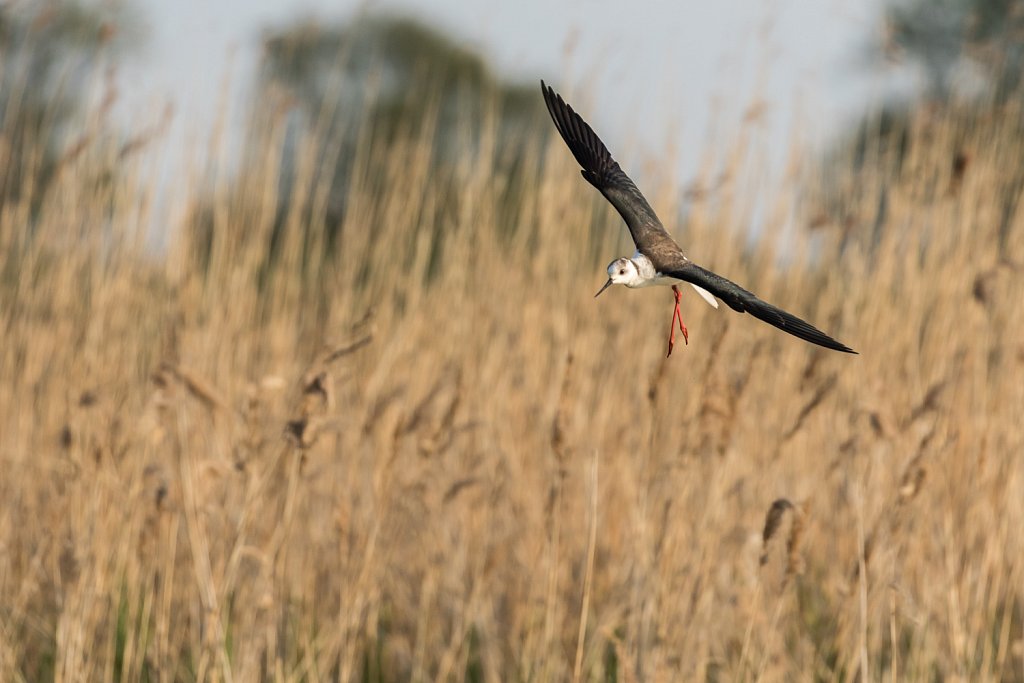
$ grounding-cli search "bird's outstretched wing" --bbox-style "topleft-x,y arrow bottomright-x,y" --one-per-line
541,81 -> 676,254
668,262 -> 857,353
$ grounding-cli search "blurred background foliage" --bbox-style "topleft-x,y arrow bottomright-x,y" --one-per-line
877,0 -> 1024,101
188,16 -> 551,281
0,1 -> 140,223
4,0 -> 1024,266
814,0 -> 1024,257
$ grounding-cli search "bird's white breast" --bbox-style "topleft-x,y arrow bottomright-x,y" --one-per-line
628,251 -> 719,308
628,252 -> 670,286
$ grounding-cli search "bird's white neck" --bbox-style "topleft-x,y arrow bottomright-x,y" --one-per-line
628,252 -> 664,286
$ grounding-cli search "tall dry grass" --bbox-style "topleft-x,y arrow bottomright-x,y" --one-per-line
1,76 -> 1023,683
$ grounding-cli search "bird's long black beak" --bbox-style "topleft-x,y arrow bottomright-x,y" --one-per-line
594,279 -> 613,298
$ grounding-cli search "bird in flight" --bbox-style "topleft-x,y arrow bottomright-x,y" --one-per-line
541,81 -> 856,356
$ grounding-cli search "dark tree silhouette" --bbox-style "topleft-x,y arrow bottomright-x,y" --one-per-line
0,2 -> 138,219
878,0 -> 1024,101
226,16 -> 548,272
811,0 -> 1024,256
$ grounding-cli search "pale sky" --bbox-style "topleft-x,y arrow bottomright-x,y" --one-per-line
118,0 -> 901,205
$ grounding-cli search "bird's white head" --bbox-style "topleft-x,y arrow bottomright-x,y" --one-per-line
595,257 -> 643,297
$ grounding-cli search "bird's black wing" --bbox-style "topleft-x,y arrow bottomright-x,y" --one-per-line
541,81 -> 676,254
668,262 -> 857,353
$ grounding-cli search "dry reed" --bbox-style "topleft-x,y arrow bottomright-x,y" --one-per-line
1,71 -> 1023,683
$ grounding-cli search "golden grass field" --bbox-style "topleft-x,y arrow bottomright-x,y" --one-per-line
1,81 -> 1023,682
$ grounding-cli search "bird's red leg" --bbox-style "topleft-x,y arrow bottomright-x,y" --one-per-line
675,286 -> 689,343
666,285 -> 689,357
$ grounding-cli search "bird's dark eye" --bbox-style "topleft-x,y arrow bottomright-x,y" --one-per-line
619,269 -> 625,275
